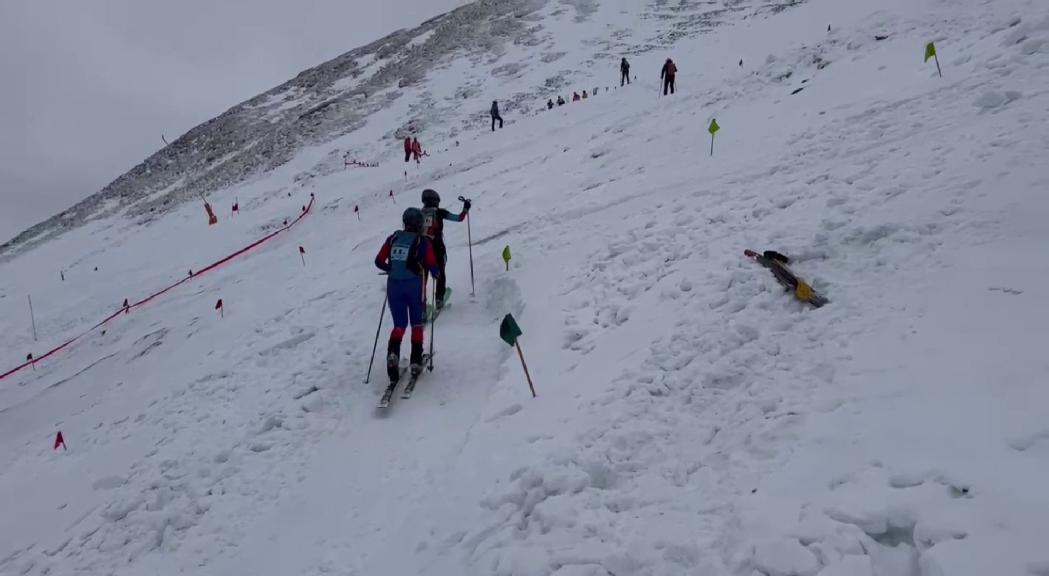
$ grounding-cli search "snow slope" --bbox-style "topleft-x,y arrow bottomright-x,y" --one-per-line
3,0 -> 1049,574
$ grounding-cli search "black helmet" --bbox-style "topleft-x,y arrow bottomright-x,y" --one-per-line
402,207 -> 424,231
421,189 -> 440,207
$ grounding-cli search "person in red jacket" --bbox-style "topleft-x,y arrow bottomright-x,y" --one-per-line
412,137 -> 423,163
661,58 -> 677,95
403,137 -> 412,163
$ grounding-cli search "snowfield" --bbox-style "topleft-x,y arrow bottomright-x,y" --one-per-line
2,0 -> 1049,574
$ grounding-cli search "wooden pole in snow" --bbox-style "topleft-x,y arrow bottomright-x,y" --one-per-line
28,295 -> 38,342
516,342 -> 536,398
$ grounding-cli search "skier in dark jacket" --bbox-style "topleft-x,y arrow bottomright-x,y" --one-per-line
660,58 -> 677,95
547,99 -> 554,110
420,189 -> 470,309
375,207 -> 441,380
620,57 -> 631,86
490,100 -> 503,131
557,95 -> 566,106
403,137 -> 412,163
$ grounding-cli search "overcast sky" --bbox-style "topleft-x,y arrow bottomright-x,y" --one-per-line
0,0 -> 465,243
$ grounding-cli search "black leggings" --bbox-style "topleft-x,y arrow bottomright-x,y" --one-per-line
663,77 -> 676,95
433,240 -> 448,302
491,114 -> 503,131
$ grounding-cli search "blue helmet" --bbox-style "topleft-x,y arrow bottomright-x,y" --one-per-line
402,207 -> 424,231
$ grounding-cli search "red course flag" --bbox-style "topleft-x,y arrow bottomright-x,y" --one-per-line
54,431 -> 66,451
299,246 -> 306,267
354,205 -> 360,221
215,299 -> 224,318
123,298 -> 130,313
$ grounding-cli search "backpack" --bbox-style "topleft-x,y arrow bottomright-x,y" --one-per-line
390,231 -> 423,276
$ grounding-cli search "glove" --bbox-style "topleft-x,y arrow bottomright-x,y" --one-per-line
462,199 -> 472,213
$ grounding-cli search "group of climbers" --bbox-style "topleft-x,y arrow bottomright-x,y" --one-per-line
374,189 -> 470,382
542,56 -> 677,109
402,136 -> 425,163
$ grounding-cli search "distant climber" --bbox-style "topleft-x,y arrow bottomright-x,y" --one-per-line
621,57 -> 631,86
582,90 -> 588,99
547,99 -> 554,110
403,137 -> 412,163
412,137 -> 423,163
557,95 -> 566,106
661,58 -> 677,95
572,92 -> 581,102
490,100 -> 503,131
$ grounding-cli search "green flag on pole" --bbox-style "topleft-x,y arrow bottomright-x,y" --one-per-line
500,313 -> 522,346
502,245 -> 512,271
708,118 -> 720,156
925,41 -> 942,77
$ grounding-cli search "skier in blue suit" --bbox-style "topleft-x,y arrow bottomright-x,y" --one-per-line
375,207 -> 441,382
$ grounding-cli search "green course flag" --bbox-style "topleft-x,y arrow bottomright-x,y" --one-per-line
708,118 -> 720,156
500,313 -> 536,397
502,245 -> 512,271
925,42 -> 942,77
500,314 -> 522,346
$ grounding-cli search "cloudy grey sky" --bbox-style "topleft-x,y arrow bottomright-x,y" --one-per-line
0,0 -> 465,243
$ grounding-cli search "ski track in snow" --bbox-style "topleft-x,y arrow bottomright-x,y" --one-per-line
2,0 -> 1049,574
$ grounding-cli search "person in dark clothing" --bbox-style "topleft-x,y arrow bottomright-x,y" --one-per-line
374,207 -> 441,380
547,99 -> 554,110
490,100 -> 503,131
572,92 -> 581,102
420,189 -> 470,309
403,137 -> 412,163
557,95 -> 566,106
661,58 -> 677,95
621,57 -> 631,86
412,137 -> 422,163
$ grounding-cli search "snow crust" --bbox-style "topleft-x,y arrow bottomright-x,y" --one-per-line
2,0 -> 1048,574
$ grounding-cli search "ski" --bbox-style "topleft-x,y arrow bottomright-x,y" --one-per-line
378,367 -> 407,409
426,287 -> 452,322
744,249 -> 828,308
401,354 -> 432,399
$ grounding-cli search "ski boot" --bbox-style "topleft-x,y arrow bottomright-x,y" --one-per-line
387,353 -> 401,383
386,338 -> 402,383
409,341 -> 424,377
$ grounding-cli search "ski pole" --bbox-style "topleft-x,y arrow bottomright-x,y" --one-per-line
364,285 -> 388,384
428,279 -> 436,371
458,196 -> 475,297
